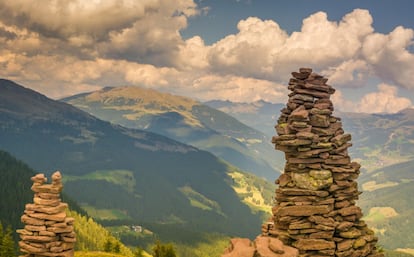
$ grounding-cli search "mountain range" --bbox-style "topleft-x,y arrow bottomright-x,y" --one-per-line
0,79 -> 267,245
62,86 -> 283,180
2,79 -> 414,254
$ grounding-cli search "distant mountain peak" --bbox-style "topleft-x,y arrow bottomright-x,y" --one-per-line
84,86 -> 197,106
66,85 -> 204,128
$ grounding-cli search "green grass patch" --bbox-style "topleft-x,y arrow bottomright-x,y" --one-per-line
362,180 -> 399,192
175,233 -> 230,257
178,186 -> 224,215
81,205 -> 130,220
64,169 -> 136,193
364,207 -> 398,223
228,170 -> 273,215
395,249 -> 414,256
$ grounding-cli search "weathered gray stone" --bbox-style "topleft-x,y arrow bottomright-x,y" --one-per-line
337,239 -> 355,251
340,228 -> 362,239
310,114 -> 330,128
294,238 -> 335,250
290,105 -> 309,120
292,71 -> 310,80
294,88 -> 330,99
276,205 -> 331,217
338,206 -> 362,217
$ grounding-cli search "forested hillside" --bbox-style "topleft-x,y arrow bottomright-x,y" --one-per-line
0,150 -> 35,231
0,149 -> 152,256
0,79 -> 264,257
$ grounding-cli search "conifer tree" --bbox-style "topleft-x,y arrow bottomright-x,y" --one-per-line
152,240 -> 177,257
103,238 -> 112,252
113,241 -> 121,253
0,221 -> 3,246
0,225 -> 15,257
133,246 -> 145,257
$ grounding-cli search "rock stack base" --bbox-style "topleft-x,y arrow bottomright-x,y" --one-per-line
17,171 -> 75,257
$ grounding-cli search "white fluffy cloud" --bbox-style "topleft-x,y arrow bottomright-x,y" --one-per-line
207,9 -> 374,81
362,26 -> 414,89
0,2 -> 413,113
322,59 -> 370,88
208,17 -> 288,79
332,84 -> 412,113
358,84 -> 412,113
0,0 -> 198,66
188,75 -> 288,103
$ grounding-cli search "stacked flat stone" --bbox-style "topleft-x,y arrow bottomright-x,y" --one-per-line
17,171 -> 76,257
266,68 -> 383,257
222,236 -> 299,257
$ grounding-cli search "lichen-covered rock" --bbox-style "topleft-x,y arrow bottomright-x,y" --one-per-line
292,171 -> 333,190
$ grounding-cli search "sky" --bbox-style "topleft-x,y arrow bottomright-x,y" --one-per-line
1,0 -> 414,113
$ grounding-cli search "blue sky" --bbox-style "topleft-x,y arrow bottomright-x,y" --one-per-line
0,0 -> 414,113
183,0 -> 414,44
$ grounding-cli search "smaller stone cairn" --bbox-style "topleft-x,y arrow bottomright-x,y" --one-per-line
17,171 -> 76,257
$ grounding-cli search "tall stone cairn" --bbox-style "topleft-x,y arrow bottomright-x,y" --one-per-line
17,171 -> 76,257
265,68 -> 383,257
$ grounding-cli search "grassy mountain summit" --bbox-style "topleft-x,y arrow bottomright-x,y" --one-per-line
0,79 -> 269,247
62,86 -> 282,180
65,86 -> 202,127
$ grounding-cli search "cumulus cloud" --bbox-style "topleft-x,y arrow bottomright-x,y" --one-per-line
207,9 -> 374,81
322,59 -> 371,87
331,90 -> 357,113
362,26 -> 414,89
0,0 -> 159,41
0,0 -> 199,65
0,2 -> 413,113
208,17 -> 288,79
332,84 -> 412,113
101,0 -> 200,66
188,75 -> 288,103
178,36 -> 210,69
358,83 -> 412,113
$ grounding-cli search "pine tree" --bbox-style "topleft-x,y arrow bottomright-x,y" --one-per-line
103,238 -> 112,252
0,221 -> 4,246
133,246 -> 145,257
0,225 -> 15,257
113,241 -> 121,253
152,240 -> 177,257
